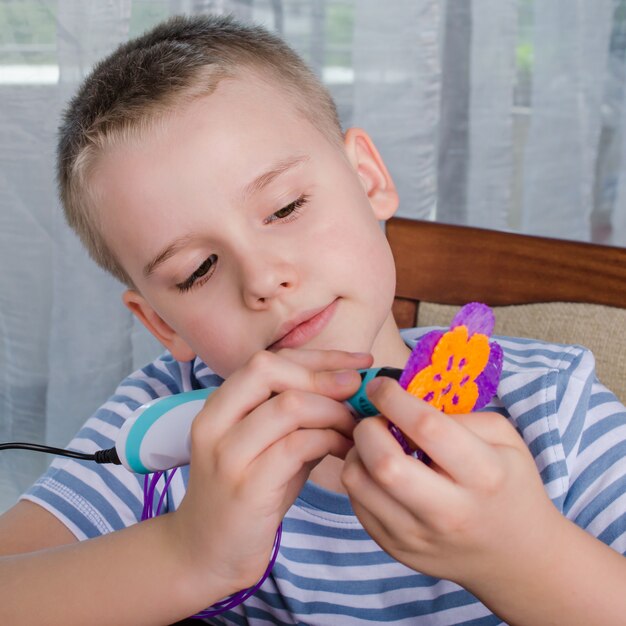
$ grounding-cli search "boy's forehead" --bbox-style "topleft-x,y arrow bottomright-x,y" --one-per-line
97,72 -> 324,187
182,79 -> 327,190
90,74 -> 346,269
167,74 -> 328,168
185,71 -> 307,133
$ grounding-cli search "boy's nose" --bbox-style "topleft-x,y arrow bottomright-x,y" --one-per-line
240,253 -> 298,309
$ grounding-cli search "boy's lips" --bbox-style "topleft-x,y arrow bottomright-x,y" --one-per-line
269,299 -> 339,350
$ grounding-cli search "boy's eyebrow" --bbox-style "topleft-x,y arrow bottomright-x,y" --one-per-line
242,154 -> 309,199
143,234 -> 194,278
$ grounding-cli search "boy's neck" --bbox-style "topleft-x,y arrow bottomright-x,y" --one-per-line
368,314 -> 412,368
309,456 -> 349,494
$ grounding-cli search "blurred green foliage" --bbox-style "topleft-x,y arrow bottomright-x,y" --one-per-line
0,0 -> 170,64
325,1 -> 352,66
0,1 -> 58,63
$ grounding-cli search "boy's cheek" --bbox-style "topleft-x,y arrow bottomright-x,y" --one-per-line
176,318 -> 243,377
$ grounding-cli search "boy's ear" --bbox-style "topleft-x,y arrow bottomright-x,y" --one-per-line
343,128 -> 399,220
122,290 -> 196,362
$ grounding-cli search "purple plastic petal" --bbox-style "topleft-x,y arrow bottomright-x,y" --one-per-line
451,302 -> 495,337
388,421 -> 414,454
399,329 -> 445,389
472,340 -> 504,410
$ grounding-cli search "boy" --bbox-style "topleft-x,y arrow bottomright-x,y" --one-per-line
0,14 -> 625,625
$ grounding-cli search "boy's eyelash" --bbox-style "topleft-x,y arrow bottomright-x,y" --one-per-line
176,253 -> 217,293
263,194 -> 309,224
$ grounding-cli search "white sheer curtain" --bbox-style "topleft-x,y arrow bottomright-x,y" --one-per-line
2,0 -> 626,511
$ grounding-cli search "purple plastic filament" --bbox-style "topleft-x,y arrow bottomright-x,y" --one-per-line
142,470 -> 281,618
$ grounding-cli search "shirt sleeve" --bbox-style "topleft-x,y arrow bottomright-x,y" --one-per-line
555,346 -> 626,555
20,353 -> 191,541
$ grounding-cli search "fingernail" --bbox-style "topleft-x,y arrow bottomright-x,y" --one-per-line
350,352 -> 370,359
334,370 -> 357,385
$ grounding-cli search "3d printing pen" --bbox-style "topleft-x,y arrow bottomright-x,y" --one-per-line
113,367 -> 402,474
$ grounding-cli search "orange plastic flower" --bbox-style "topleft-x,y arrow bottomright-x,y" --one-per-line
405,324 -> 491,413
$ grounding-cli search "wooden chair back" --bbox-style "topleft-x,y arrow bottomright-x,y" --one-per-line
386,217 -> 626,328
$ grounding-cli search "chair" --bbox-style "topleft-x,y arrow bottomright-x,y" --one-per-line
386,217 -> 626,403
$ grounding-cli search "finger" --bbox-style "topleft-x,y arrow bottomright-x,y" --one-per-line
247,428 -> 353,515
192,350 -> 365,443
348,499 -> 398,558
366,378 -> 501,487
351,416 -> 460,521
342,447 -> 425,537
218,391 -> 357,471
452,410 -> 525,449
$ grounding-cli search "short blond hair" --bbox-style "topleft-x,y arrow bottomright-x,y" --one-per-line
58,14 -> 343,285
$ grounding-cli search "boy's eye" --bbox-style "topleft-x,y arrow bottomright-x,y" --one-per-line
264,194 -> 309,224
176,254 -> 217,292
274,205 -> 295,219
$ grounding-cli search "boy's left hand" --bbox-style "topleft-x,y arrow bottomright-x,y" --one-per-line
341,376 -> 564,590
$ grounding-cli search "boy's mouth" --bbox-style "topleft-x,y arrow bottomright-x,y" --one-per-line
268,299 -> 339,351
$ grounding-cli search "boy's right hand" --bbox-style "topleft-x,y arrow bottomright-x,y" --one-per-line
170,349 -> 372,602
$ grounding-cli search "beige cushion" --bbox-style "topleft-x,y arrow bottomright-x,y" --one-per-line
417,302 -> 626,405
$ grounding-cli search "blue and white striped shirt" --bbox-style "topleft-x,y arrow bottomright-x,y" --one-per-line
22,330 -> 626,625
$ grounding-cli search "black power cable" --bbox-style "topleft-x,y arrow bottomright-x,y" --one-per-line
0,442 -> 121,465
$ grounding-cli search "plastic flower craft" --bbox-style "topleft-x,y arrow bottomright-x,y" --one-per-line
399,302 -> 503,414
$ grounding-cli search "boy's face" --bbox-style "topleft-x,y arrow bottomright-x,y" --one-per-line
91,73 -> 407,378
